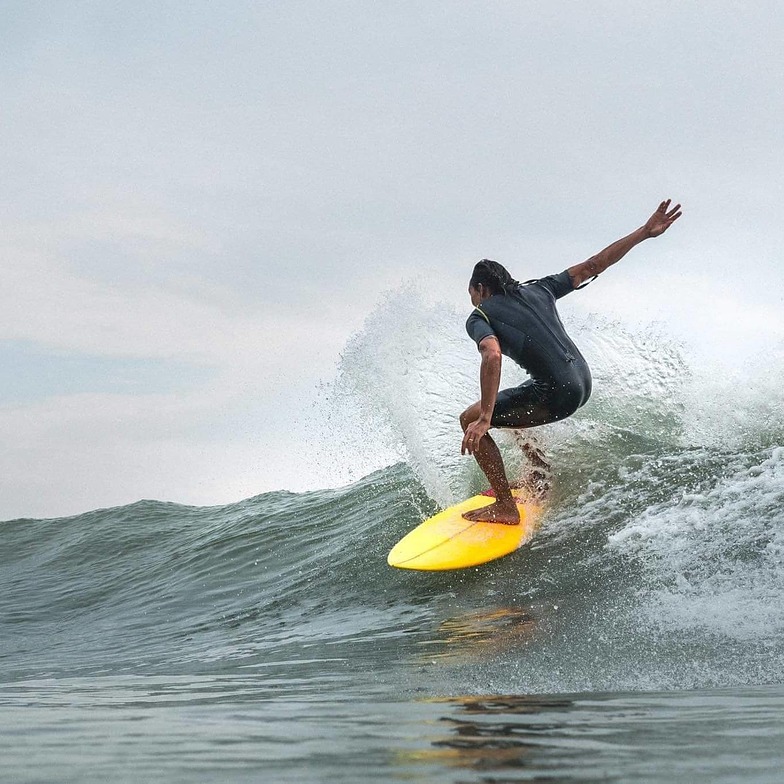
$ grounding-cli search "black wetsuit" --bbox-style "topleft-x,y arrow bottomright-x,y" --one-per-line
465,270 -> 591,428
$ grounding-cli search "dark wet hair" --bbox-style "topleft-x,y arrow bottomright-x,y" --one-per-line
469,259 -> 519,296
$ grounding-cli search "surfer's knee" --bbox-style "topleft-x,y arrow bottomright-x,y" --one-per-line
459,403 -> 481,432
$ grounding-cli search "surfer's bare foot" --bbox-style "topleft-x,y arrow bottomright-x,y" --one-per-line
462,501 -> 520,525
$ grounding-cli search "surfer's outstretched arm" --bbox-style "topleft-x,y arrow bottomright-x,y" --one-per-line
568,199 -> 682,288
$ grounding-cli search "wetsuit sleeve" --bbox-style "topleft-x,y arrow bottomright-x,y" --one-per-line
535,270 -> 574,299
466,309 -> 496,347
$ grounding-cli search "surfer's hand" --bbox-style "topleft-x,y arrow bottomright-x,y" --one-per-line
644,199 -> 682,238
462,418 -> 490,455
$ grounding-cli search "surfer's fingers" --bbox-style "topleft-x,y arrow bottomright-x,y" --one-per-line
462,433 -> 477,455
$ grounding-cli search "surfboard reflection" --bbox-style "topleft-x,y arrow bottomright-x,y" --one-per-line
402,694 -> 576,777
417,606 -> 538,664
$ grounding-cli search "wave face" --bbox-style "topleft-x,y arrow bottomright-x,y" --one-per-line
2,292 -> 784,695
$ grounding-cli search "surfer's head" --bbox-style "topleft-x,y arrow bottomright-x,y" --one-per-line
469,259 -> 518,305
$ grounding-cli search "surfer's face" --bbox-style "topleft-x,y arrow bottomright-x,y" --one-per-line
469,284 -> 487,307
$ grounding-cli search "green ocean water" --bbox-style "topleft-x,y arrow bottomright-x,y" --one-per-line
2,455 -> 783,782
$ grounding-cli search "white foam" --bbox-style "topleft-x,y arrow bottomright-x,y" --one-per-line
608,447 -> 784,641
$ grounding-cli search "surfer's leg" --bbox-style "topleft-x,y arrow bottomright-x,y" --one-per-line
473,382 -> 558,509
459,403 -> 520,525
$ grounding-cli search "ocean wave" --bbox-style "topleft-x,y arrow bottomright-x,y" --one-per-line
3,292 -> 784,692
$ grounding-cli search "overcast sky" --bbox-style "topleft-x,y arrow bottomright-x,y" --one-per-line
2,1 -> 782,519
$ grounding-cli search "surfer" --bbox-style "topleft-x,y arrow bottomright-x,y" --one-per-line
460,199 -> 682,524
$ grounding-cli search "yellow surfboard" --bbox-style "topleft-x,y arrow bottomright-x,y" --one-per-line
388,491 -> 541,571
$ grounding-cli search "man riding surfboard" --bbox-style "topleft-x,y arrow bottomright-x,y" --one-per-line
460,199 -> 682,524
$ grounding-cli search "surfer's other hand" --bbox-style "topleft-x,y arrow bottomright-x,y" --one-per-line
644,199 -> 682,238
462,418 -> 490,455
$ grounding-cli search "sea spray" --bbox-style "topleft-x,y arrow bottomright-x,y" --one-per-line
314,286 -> 784,689
319,288 -> 696,503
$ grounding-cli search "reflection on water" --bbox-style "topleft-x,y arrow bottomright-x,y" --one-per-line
409,694 -> 580,782
403,687 -> 784,783
417,607 -> 538,664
